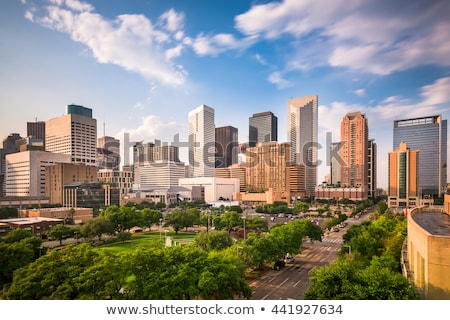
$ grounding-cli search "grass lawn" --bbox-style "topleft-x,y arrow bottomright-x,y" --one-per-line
98,231 -> 198,253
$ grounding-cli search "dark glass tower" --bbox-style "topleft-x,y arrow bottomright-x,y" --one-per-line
215,126 -> 238,168
249,111 -> 278,147
393,115 -> 447,197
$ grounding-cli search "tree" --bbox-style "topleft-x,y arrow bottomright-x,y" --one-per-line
239,233 -> 283,270
164,208 -> 200,233
80,217 -> 115,242
192,230 -> 233,251
47,224 -> 73,246
140,208 -> 163,230
2,228 -> 33,243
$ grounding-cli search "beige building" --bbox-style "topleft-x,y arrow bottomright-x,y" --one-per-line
178,177 -> 239,202
405,205 -> 450,299
45,162 -> 98,205
98,168 -> 133,195
46,104 -> 97,166
215,163 -> 246,192
20,207 -> 93,224
388,141 -> 419,208
5,150 -> 71,197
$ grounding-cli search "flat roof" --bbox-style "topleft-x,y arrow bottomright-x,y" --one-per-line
0,217 -> 63,225
411,211 -> 450,236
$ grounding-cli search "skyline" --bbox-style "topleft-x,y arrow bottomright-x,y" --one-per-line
1,0 -> 450,189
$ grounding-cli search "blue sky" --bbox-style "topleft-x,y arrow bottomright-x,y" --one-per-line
1,0 -> 450,189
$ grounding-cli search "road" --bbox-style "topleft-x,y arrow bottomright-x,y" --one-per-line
248,211 -> 371,300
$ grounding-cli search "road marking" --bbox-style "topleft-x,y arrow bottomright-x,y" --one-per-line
280,277 -> 289,286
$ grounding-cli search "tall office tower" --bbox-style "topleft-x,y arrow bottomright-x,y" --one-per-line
393,115 -> 447,197
248,111 -> 278,147
249,111 -> 278,147
188,104 -> 215,178
97,136 -> 120,170
215,126 -> 238,168
1,133 -> 23,196
287,95 -> 318,195
340,111 -> 368,190
123,132 -> 131,167
27,120 -> 46,148
388,141 -> 419,208
46,104 -> 97,166
330,142 -> 341,185
367,139 -> 377,198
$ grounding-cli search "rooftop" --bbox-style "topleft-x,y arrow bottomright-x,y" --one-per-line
411,210 -> 450,236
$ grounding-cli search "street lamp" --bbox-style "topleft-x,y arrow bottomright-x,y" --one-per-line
159,218 -> 163,240
74,231 -> 79,244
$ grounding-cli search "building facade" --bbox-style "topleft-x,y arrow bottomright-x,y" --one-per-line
367,138 -> 377,198
388,142 -> 419,208
45,104 -> 97,166
188,104 -> 215,178
287,95 -> 318,195
248,111 -> 278,147
5,150 -> 71,197
97,136 -> 120,170
27,120 -> 46,149
340,111 -> 368,191
393,115 -> 447,197
215,126 -> 238,168
97,168 -> 133,196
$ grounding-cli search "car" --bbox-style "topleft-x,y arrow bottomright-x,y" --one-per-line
273,260 -> 285,270
285,256 -> 295,264
333,227 -> 340,232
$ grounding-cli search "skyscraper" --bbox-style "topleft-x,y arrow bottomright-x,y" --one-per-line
188,104 -> 215,178
287,95 -> 318,195
46,104 -> 97,166
388,141 -> 419,208
27,120 -> 46,148
215,125 -> 238,168
97,136 -> 120,170
340,111 -> 368,190
393,115 -> 447,197
249,111 -> 277,147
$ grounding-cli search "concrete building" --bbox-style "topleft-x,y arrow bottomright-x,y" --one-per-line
0,217 -> 63,238
215,163 -> 246,192
45,104 -> 97,166
178,177 -> 239,202
97,136 -> 120,170
340,111 -> 368,191
139,161 -> 186,190
63,182 -> 120,208
388,142 -> 419,208
45,162 -> 98,205
5,150 -> 71,197
27,120 -> 46,149
249,111 -> 277,147
215,125 -> 238,168
367,139 -> 377,198
19,207 -> 93,224
393,115 -> 447,197
405,205 -> 450,299
97,168 -> 133,196
188,104 -> 215,178
314,185 -> 367,202
287,95 -> 318,195
330,142 -> 341,185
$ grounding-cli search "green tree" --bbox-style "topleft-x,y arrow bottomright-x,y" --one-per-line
140,208 -> 163,230
192,230 -> 233,251
2,228 -> 33,243
164,208 -> 200,233
80,217 -> 115,242
47,224 -> 74,246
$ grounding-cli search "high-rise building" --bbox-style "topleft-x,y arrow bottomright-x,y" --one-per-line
330,142 -> 341,186
249,111 -> 278,147
45,104 -> 97,166
368,139 -> 377,198
340,111 -> 368,190
27,120 -> 46,149
97,136 -> 120,170
393,115 -> 447,197
215,126 -> 238,168
287,95 -> 318,195
388,141 -> 419,208
188,104 -> 215,178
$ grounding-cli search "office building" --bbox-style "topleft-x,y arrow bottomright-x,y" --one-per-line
27,120 -> 46,148
340,111 -> 368,190
368,139 -> 377,198
330,142 -> 341,185
139,161 -> 186,190
188,104 -> 215,178
388,141 -> 419,208
215,126 -> 238,168
393,115 -> 447,197
5,150 -> 71,197
98,168 -> 133,196
249,111 -> 278,147
97,136 -> 120,170
287,95 -> 318,195
45,104 -> 97,166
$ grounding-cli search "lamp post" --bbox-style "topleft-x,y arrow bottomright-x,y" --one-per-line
242,215 -> 247,240
74,231 -> 79,244
159,218 -> 163,240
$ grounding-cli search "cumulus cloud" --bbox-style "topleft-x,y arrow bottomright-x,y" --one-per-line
27,0 -> 187,86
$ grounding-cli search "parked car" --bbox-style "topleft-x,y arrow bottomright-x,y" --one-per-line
285,256 -> 295,264
333,227 -> 340,232
273,260 -> 285,270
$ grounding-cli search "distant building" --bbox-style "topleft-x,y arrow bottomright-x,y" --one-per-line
0,217 -> 63,238
288,95 -> 318,195
367,139 -> 377,198
98,168 -> 133,196
178,177 -> 239,202
46,104 -> 97,166
188,104 -> 215,178
27,120 -> 46,149
388,142 -> 419,208
249,111 -> 277,147
215,126 -> 238,168
330,142 -> 341,185
97,136 -> 120,170
393,115 -> 447,197
63,182 -> 120,209
215,163 -> 247,192
6,150 -> 71,197
19,207 -> 93,224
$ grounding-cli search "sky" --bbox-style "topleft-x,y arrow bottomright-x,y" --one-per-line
1,0 -> 450,189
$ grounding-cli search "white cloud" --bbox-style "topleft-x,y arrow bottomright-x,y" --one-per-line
420,77 -> 450,106
29,2 -> 187,86
190,33 -> 257,56
354,89 -> 365,97
267,71 -> 293,89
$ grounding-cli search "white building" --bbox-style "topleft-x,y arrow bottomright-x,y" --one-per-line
46,104 -> 97,166
188,104 -> 215,178
138,161 -> 186,190
179,177 -> 239,202
5,150 -> 71,197
287,95 -> 318,195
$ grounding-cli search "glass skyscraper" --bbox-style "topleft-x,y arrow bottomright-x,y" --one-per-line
393,115 -> 447,197
248,111 -> 278,147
